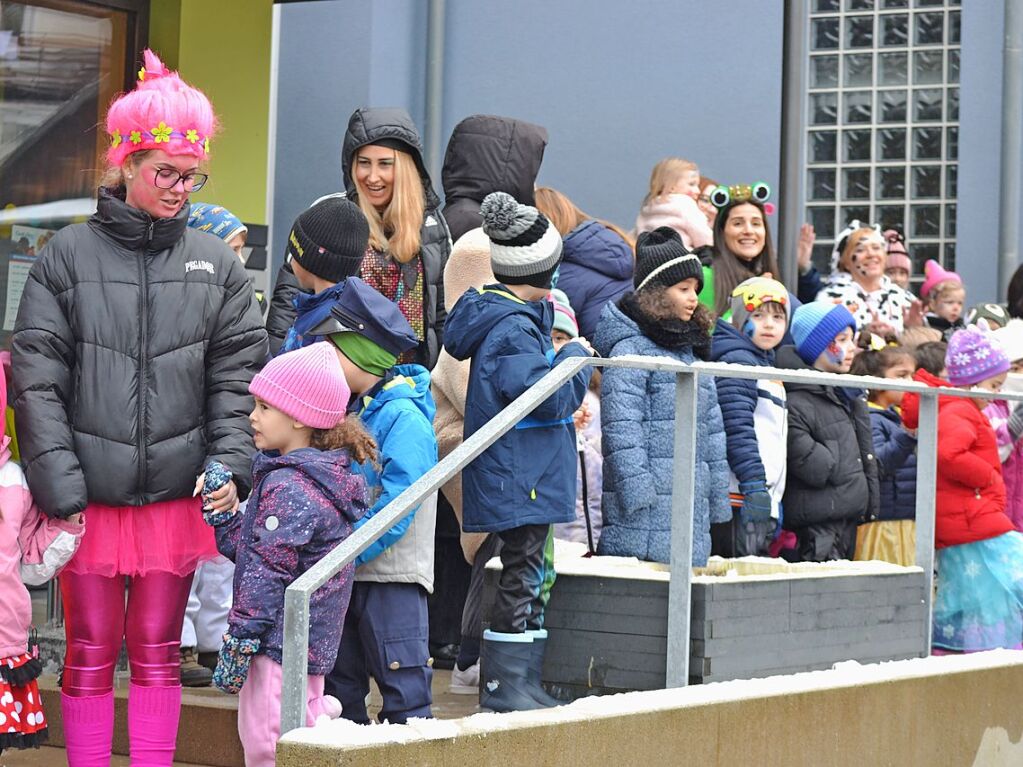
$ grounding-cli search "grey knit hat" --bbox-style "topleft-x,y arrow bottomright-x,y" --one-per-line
481,191 -> 563,289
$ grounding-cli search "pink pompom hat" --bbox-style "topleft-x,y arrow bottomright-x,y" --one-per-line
920,259 -> 962,300
105,49 -> 215,167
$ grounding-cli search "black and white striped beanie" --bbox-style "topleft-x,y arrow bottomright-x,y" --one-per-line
481,191 -> 563,289
634,226 -> 703,292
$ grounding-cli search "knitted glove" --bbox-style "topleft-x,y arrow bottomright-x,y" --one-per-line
200,461 -> 234,526
1008,405 -> 1023,442
212,633 -> 260,694
738,480 -> 773,523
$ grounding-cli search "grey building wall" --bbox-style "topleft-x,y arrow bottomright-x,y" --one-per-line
270,1 -> 1014,303
269,0 -> 784,277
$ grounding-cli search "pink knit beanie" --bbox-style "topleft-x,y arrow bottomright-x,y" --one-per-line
249,343 -> 350,429
920,259 -> 962,300
883,229 -> 911,273
105,49 -> 216,167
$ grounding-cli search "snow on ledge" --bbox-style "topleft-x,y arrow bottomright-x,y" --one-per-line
282,650 -> 1023,749
482,539 -> 921,583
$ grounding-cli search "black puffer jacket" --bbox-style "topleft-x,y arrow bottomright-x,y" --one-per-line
265,262 -> 302,357
441,115 -> 549,242
775,346 -> 880,529
342,107 -> 451,368
12,187 -> 268,519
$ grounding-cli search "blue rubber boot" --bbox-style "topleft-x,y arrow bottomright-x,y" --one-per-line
524,629 -> 560,707
479,631 -> 549,713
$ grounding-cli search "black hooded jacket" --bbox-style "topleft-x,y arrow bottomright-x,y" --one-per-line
11,187 -> 268,518
441,115 -> 549,242
265,108 -> 451,367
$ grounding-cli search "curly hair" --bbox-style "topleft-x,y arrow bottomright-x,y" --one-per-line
311,417 -> 378,466
634,284 -> 715,333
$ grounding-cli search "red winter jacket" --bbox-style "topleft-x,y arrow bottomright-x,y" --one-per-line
901,369 -> 952,430
935,397 -> 1013,549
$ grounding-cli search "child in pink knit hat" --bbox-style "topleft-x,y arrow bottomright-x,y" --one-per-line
921,259 -> 966,341
883,229 -> 912,289
204,342 -> 375,766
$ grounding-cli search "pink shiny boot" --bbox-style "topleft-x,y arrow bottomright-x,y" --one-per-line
61,692 -> 114,767
127,683 -> 181,766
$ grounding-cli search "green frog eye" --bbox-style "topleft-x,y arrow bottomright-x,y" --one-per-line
710,185 -> 731,209
751,182 -> 771,204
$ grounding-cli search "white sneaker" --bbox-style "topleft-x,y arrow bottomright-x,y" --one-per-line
449,660 -> 480,695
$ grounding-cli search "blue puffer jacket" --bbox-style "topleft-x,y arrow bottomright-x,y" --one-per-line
558,221 -> 634,340
351,365 -> 438,569
594,300 -> 730,565
444,285 -> 591,532
868,404 -> 917,521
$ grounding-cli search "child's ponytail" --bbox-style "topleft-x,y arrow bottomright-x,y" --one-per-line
311,417 -> 378,466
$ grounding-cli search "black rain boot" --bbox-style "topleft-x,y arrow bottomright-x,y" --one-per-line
524,629 -> 560,707
479,631 -> 549,713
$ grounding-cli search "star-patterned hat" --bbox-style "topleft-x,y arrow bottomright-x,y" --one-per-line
945,325 -> 1010,386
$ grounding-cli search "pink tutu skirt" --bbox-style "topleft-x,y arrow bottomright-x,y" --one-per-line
65,497 -> 218,578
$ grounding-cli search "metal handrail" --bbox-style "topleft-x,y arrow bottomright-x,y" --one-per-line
280,354 -> 1023,734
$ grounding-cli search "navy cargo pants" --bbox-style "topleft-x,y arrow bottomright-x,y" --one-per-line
324,581 -> 433,724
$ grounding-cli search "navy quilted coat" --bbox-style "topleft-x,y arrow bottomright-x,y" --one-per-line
868,404 -> 917,521
558,220 -> 634,340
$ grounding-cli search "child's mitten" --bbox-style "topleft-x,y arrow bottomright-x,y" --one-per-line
738,480 -> 773,523
199,461 -> 234,526
212,633 -> 260,694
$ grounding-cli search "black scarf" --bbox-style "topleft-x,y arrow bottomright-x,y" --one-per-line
619,292 -> 711,359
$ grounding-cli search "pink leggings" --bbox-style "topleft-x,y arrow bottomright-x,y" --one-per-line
61,570 -> 193,697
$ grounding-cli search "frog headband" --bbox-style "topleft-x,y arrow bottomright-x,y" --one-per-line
105,49 -> 215,167
710,182 -> 771,209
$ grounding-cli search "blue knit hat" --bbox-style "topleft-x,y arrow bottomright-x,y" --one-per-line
790,302 -> 857,365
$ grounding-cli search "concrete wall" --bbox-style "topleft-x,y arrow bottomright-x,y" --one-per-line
269,0 -> 784,274
278,652 -> 1023,766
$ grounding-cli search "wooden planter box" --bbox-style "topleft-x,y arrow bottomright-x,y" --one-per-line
483,548 -> 927,699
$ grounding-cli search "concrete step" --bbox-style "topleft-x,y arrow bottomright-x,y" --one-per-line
36,668 -> 478,767
38,675 -> 243,767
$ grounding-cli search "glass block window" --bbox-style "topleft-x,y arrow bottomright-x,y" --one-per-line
806,0 -> 960,280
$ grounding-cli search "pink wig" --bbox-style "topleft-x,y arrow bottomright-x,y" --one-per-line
105,49 -> 216,167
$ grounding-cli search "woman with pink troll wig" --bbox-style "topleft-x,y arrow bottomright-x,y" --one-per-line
10,50 -> 267,765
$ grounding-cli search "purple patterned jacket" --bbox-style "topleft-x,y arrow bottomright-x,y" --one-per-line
216,447 -> 367,673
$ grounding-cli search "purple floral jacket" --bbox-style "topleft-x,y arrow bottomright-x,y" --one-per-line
216,447 -> 367,674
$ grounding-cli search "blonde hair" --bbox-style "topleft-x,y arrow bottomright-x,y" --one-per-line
352,148 -> 425,264
99,150 -> 154,188
643,157 -> 699,207
534,186 -> 635,251
929,279 -> 965,307
838,226 -> 883,273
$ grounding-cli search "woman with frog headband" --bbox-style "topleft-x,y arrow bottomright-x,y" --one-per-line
698,182 -> 787,322
11,50 -> 266,765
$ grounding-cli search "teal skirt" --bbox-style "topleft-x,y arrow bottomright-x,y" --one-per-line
932,532 -> 1023,652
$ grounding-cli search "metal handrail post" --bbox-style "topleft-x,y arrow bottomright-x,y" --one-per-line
914,392 -> 939,655
665,371 -> 699,688
281,585 -> 311,734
